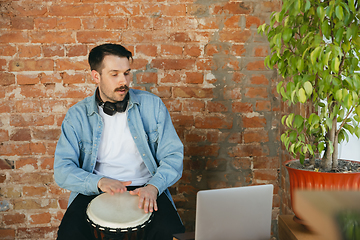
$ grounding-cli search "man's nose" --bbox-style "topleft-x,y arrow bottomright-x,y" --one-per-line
117,73 -> 127,85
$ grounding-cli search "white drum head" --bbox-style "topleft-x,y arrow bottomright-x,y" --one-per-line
86,191 -> 152,229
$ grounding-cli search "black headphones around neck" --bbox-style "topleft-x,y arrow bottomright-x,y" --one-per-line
95,88 -> 129,116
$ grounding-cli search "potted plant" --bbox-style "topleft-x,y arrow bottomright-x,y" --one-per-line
258,0 -> 360,221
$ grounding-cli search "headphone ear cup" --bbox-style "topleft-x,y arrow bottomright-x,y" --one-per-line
103,102 -> 117,116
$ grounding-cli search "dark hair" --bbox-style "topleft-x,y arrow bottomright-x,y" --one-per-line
88,43 -> 133,73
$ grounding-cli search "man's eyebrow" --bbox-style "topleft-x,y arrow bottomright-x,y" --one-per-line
109,68 -> 131,73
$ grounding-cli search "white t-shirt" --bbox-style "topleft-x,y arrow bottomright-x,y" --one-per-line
94,107 -> 152,186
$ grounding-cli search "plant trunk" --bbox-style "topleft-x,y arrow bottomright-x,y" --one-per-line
322,118 -> 336,171
332,133 -> 339,170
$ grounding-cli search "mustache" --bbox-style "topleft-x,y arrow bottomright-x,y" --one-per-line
115,85 -> 129,91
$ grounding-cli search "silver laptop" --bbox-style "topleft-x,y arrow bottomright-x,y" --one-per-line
195,184 -> 273,240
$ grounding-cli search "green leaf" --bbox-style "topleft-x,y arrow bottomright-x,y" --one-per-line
294,115 -> 304,128
331,57 -> 340,73
310,46 -> 321,65
304,0 -> 311,12
335,5 -> 344,20
283,28 -> 293,43
298,88 -> 306,103
335,89 -> 343,101
322,21 -> 330,39
317,6 -> 325,22
300,154 -> 305,164
297,58 -> 304,72
303,81 -> 312,96
289,131 -> 297,142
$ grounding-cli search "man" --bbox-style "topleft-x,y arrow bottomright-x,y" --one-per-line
54,43 -> 185,240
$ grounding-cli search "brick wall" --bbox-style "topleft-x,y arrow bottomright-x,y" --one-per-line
0,0 -> 283,239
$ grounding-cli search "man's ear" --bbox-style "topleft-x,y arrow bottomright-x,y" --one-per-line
91,70 -> 101,84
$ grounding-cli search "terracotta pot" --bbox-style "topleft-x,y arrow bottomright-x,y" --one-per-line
284,159 -> 360,222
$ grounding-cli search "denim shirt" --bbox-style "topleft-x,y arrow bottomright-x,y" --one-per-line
54,88 -> 184,207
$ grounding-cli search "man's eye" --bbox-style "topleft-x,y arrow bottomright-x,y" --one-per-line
112,74 -> 118,77
124,72 -> 130,76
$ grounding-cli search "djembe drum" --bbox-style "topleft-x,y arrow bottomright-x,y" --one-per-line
86,192 -> 153,240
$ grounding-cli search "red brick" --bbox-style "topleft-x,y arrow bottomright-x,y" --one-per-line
136,45 -> 157,57
106,17 -> 128,29
77,31 -> 121,43
66,45 -> 87,57
256,100 -> 271,111
244,130 -> 269,143
11,172 -> 54,185
0,17 -> 10,29
130,58 -> 148,70
184,45 -> 201,57
243,116 -> 266,128
11,17 -> 34,30
32,128 -> 61,141
0,31 -> 29,43
31,31 -> 75,44
224,87 -> 241,100
161,45 -> 183,56
0,72 -> 15,86
173,17 -> 198,30
160,72 -> 181,83
173,87 -> 213,98
186,145 -> 220,157
30,212 -> 51,224
231,157 -> 252,170
207,130 -> 229,143
0,142 -> 31,156
150,86 -> 171,98
56,59 -> 88,71
17,227 -> 57,239
95,4 -> 140,16
151,59 -> 195,70
49,4 -> 94,16
130,16 -> 152,29
0,45 -> 16,56
224,15 -> 241,28
185,130 -> 206,142
0,229 -> 15,239
196,58 -> 216,70
154,17 -> 173,30
82,17 -> 104,29
195,116 -> 233,129
229,144 -> 269,157
185,72 -> 203,84
164,4 -> 186,16
232,102 -> 253,113
246,60 -> 266,70
171,114 -> 194,127
169,32 -> 192,42
40,157 -> 54,170
61,72 -> 86,84
34,17 -> 57,30
0,174 -> 6,183
254,46 -> 269,57
232,44 -> 246,56
228,132 -> 243,144
245,87 -> 268,99
58,18 -> 82,30
183,100 -> 205,112
253,156 -> 279,169
20,84 -> 46,98
16,158 -> 38,170
0,129 -> 9,142
10,59 -> 54,72
10,114 -> 55,127
3,213 -> 26,225
136,72 -> 157,84
198,17 -> 221,29
163,99 -> 182,112
30,142 -> 47,155
12,2 -> 48,16
207,101 -> 228,112
15,100 -> 41,113
10,128 -> 31,141
18,45 -> 41,58
220,30 -> 252,43
246,16 -> 263,29
213,2 -> 253,14
250,74 -> 269,85
254,169 -> 278,181
43,45 -> 65,57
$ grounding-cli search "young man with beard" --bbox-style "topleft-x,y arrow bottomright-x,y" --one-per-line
54,43 -> 185,240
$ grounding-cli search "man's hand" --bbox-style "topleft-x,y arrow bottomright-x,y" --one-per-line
97,178 -> 132,195
129,185 -> 159,214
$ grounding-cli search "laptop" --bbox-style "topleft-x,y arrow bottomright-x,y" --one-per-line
194,184 -> 274,240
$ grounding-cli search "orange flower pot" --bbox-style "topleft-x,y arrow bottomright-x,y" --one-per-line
284,159 -> 360,222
